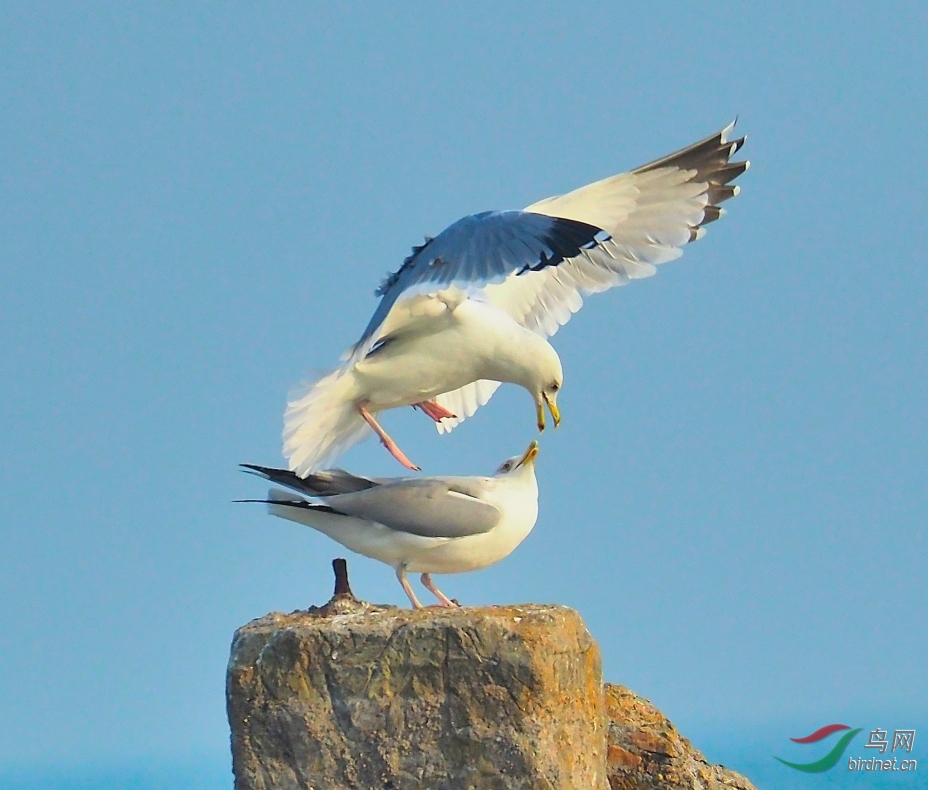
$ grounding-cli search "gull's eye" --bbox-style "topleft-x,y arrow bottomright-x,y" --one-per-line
550,382 -> 560,391
502,462 -> 512,472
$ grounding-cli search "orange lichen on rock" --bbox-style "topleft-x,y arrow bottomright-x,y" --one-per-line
603,684 -> 756,790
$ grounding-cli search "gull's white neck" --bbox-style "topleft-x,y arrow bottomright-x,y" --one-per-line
349,296 -> 558,410
457,300 -> 556,389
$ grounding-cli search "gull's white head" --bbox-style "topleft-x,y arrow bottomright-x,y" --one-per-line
494,440 -> 540,477
526,340 -> 562,433
487,326 -> 563,434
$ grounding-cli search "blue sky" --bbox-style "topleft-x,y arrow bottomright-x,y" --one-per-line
1,3 -> 925,786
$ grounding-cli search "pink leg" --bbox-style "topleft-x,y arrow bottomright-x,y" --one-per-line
358,403 -> 420,471
396,565 -> 424,609
421,573 -> 459,607
412,400 -> 457,422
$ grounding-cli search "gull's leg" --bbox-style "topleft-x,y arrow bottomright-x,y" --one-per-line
396,565 -> 424,609
358,402 -> 421,471
412,400 -> 457,422
421,573 -> 459,607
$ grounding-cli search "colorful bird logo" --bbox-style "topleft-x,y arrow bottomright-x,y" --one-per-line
775,724 -> 862,772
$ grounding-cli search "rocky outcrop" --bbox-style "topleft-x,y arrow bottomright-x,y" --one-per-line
228,600 -> 607,788
227,563 -> 755,790
603,684 -> 755,790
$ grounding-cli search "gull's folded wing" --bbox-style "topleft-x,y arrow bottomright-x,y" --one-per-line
322,478 -> 501,538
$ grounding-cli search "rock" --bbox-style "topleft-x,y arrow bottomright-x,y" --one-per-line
227,563 -> 755,790
603,684 -> 756,790
227,602 -> 608,790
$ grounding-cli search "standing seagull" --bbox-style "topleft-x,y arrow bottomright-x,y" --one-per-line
285,123 -> 748,475
242,442 -> 540,608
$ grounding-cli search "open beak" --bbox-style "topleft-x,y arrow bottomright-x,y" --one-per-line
515,440 -> 539,468
543,392 -> 561,429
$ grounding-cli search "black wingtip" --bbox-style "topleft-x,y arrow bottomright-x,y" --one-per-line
240,463 -> 271,478
235,496 -> 330,512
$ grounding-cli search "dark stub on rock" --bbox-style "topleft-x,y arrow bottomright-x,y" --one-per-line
301,558 -> 395,618
331,558 -> 352,597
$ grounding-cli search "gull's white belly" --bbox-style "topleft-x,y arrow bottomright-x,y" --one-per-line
279,510 -> 447,566
404,496 -> 539,574
355,335 -> 484,407
350,300 -> 531,410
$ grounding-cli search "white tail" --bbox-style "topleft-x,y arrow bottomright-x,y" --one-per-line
282,368 -> 371,476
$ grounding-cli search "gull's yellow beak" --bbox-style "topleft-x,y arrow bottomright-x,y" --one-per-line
543,392 -> 561,429
515,440 -> 539,468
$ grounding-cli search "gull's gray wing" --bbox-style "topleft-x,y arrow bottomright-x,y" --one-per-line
347,211 -> 609,364
241,464 -> 379,497
429,124 -> 748,435
322,477 -> 501,538
483,123 -> 749,338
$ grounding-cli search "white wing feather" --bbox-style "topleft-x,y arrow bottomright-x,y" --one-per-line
484,123 -> 747,338
432,379 -> 503,434
431,123 -> 748,432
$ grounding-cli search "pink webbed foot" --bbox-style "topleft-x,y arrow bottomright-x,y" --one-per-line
412,400 -> 457,423
396,565 -> 424,609
358,403 -> 421,471
421,573 -> 460,608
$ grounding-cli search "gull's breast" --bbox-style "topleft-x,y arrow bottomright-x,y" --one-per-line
352,300 -> 521,409
404,487 -> 538,574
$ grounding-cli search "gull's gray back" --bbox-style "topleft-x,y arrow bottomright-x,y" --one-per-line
323,477 -> 501,538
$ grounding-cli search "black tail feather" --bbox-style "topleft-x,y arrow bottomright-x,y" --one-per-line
234,496 -> 340,514
240,463 -> 379,497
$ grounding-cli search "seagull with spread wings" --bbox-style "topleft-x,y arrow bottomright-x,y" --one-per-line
242,442 -> 540,609
284,123 -> 748,475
